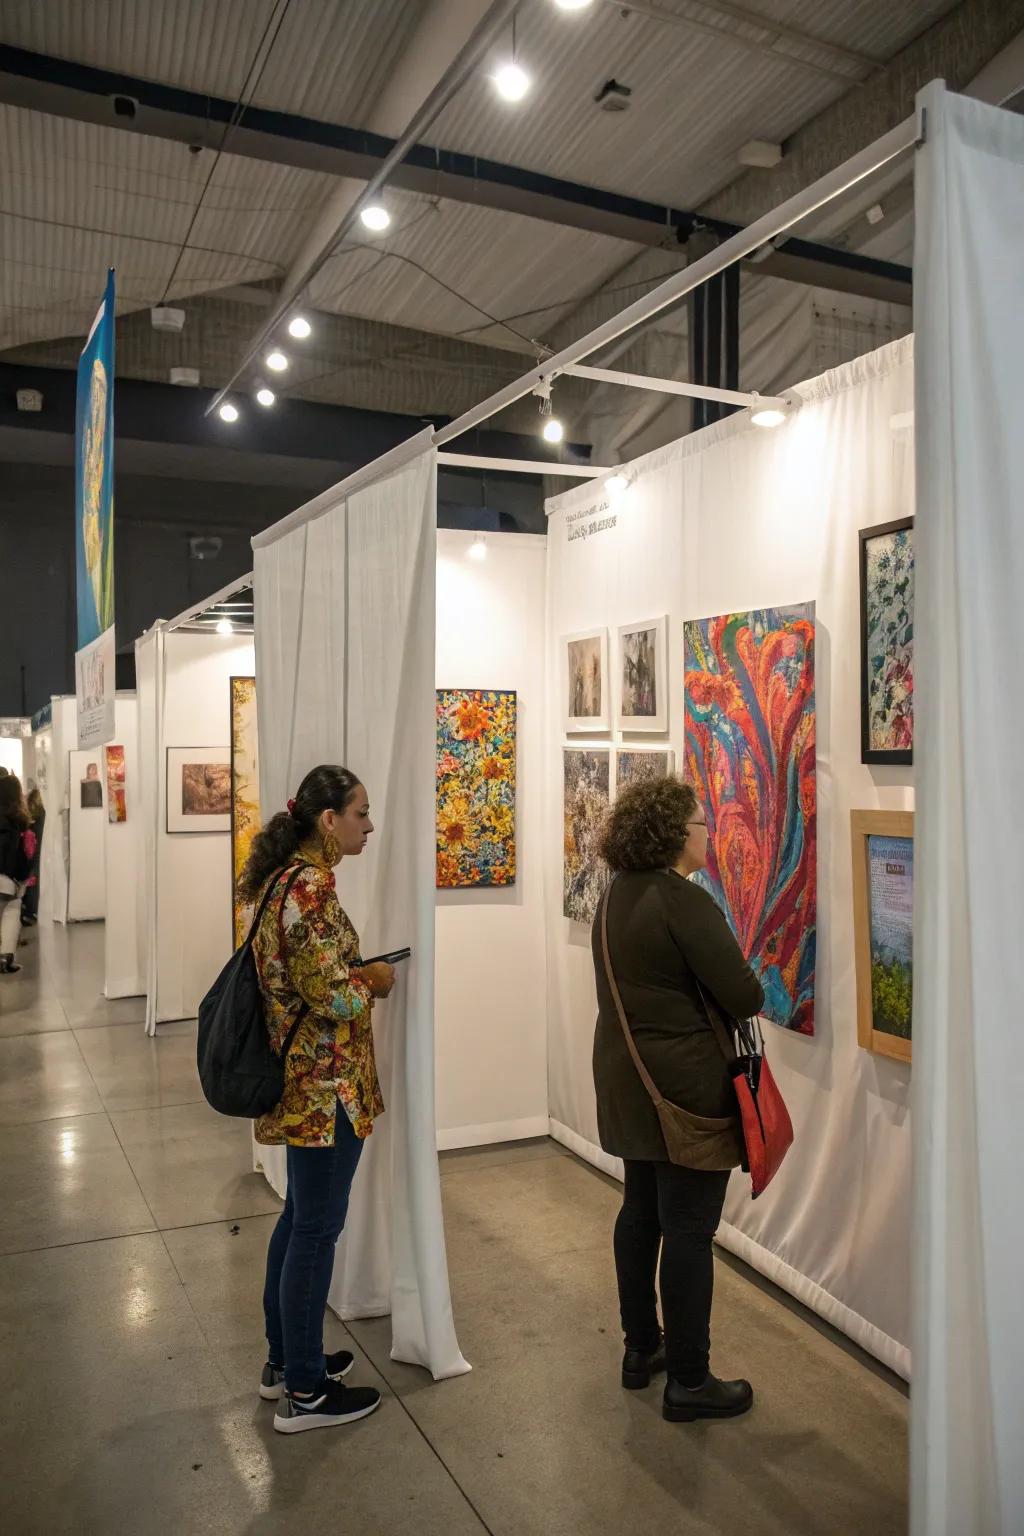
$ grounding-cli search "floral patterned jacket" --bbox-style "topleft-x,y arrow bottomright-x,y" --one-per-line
252,850 -> 384,1148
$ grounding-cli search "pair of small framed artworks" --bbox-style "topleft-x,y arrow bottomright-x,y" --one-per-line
564,616 -> 668,734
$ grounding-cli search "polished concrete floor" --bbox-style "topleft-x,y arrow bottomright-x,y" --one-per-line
0,921 -> 909,1535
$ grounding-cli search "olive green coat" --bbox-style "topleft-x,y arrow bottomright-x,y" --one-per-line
591,868 -> 765,1163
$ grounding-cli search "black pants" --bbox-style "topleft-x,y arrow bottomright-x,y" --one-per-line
614,1159 -> 730,1386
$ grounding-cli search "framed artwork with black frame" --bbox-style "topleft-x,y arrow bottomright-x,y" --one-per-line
859,517 -> 914,766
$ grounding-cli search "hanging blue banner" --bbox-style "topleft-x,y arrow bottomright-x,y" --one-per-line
74,268 -> 116,748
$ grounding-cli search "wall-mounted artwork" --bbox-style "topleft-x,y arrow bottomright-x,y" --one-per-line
104,744 -> 126,823
230,677 -> 260,946
851,810 -> 913,1063
564,629 -> 609,733
166,747 -> 231,834
436,689 -> 517,889
563,748 -> 611,924
617,616 -> 668,732
80,761 -> 103,809
616,748 -> 675,791
860,518 -> 913,765
684,604 -> 817,1035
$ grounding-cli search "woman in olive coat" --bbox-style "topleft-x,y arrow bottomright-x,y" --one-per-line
592,776 -> 764,1423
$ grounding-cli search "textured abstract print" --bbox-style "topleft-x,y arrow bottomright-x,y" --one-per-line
253,857 -> 383,1147
684,606 -> 817,1035
865,526 -> 914,754
563,749 -> 611,924
436,689 -> 517,888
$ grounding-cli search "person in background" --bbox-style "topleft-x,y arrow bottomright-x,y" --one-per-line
22,785 -> 44,927
238,764 -> 396,1437
592,775 -> 765,1424
0,775 -> 32,973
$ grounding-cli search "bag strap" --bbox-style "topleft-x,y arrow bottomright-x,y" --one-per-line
599,879 -> 666,1110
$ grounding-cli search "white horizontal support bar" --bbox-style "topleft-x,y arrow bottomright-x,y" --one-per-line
563,363 -> 788,410
164,573 -> 254,633
434,112 -> 918,448
437,452 -> 610,478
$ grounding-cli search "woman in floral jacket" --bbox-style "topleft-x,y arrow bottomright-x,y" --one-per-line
238,764 -> 395,1436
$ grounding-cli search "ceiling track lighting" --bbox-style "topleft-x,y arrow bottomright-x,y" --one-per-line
215,617 -> 234,636
265,350 -> 289,372
533,380 -> 564,443
256,386 -> 276,407
468,536 -> 487,561
218,401 -> 239,423
605,472 -> 630,495
287,314 -> 312,339
360,204 -> 391,232
553,0 -> 594,9
493,11 -> 530,102
750,395 -> 789,429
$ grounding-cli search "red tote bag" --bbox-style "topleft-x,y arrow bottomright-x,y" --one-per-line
698,987 -> 794,1200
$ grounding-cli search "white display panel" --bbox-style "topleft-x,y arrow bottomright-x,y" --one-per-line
67,745 -> 106,921
103,693 -> 145,998
544,335 -> 915,1378
435,530 -> 549,1148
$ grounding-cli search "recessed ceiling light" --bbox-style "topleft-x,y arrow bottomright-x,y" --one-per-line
256,387 -> 275,407
493,62 -> 530,102
218,402 -> 239,423
360,204 -> 391,232
287,315 -> 311,339
265,350 -> 288,372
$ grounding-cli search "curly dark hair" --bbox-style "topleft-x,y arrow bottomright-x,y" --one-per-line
600,775 -> 699,873
0,773 -> 29,829
238,764 -> 361,901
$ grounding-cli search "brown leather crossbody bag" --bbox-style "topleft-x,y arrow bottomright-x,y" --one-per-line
599,880 -> 744,1171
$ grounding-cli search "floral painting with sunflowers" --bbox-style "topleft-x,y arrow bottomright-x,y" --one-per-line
436,689 -> 517,888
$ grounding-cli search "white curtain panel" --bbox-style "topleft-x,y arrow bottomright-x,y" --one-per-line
134,630 -> 161,1032
545,335 -> 916,1376
253,436 -> 469,1381
911,83 -> 1024,1535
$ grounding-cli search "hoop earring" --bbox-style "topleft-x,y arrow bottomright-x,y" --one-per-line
321,829 -> 341,868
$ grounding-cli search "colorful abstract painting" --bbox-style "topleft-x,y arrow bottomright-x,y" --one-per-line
231,677 -> 260,947
860,519 -> 913,764
616,748 -> 675,791
436,689 -> 516,888
563,749 -> 611,923
684,605 -> 817,1035
104,744 -> 126,823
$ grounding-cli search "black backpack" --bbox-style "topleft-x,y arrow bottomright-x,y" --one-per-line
197,864 -> 310,1118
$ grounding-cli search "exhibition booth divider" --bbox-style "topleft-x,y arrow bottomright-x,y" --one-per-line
134,584 -> 256,1031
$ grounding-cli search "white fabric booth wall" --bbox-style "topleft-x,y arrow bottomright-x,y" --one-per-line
136,627 -> 255,1027
435,529 -> 549,1148
40,696 -> 77,925
545,334 -> 915,1378
911,83 -> 1024,1535
253,436 -> 468,1381
104,692 -> 145,999
67,747 -> 106,921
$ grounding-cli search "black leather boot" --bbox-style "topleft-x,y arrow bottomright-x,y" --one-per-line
663,1372 -> 753,1422
621,1332 -> 667,1390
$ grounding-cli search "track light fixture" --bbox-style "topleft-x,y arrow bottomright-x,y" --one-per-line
287,315 -> 311,339
534,379 -> 564,444
360,204 -> 391,232
215,618 -> 234,635
266,350 -> 289,372
256,387 -> 276,407
218,402 -> 239,423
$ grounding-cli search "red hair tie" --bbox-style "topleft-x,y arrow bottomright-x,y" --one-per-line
286,799 -> 296,815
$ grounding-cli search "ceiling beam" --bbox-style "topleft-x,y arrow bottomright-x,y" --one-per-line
0,44 -> 911,300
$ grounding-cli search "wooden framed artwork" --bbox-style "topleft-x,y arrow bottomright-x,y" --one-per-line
851,809 -> 914,1063
859,517 -> 914,765
166,746 -> 231,834
616,615 -> 668,732
563,628 -> 610,733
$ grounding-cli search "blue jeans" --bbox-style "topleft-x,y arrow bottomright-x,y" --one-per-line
262,1104 -> 364,1393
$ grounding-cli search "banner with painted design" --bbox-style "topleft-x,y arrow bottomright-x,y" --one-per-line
75,268 -> 116,749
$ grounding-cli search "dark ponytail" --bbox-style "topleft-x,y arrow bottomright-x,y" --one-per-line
238,764 -> 361,901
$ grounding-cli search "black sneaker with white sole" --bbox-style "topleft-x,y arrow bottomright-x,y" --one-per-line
260,1348 -> 355,1401
273,1378 -> 381,1434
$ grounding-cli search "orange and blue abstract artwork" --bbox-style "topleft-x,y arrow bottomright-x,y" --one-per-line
684,605 -> 816,1035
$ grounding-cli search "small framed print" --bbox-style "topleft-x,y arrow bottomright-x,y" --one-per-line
859,518 -> 914,765
617,616 -> 668,733
564,628 -> 610,733
851,809 -> 913,1063
166,746 -> 232,834
614,746 -> 676,793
